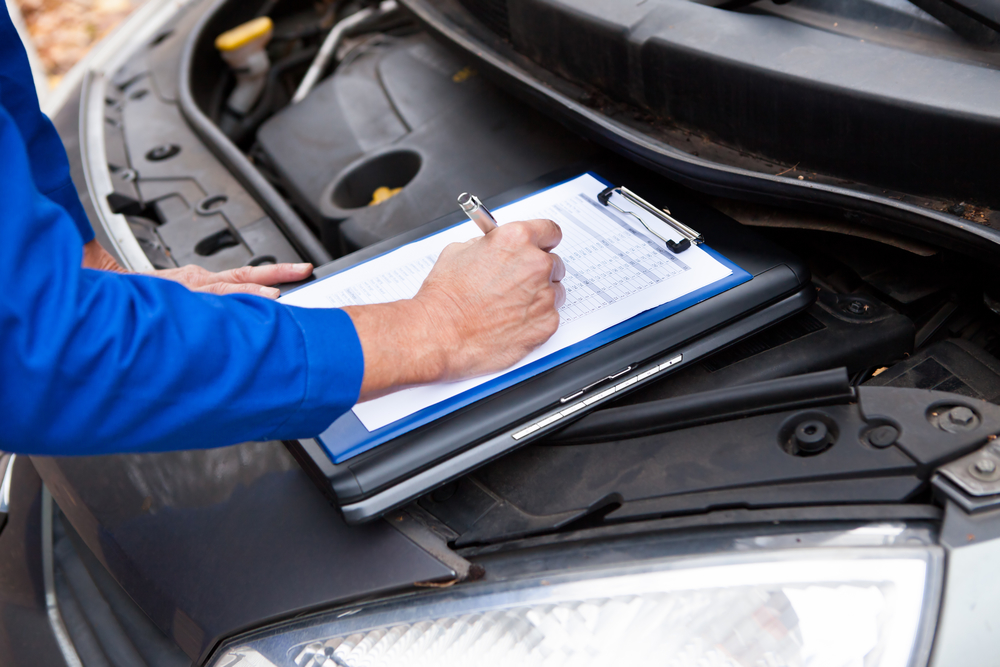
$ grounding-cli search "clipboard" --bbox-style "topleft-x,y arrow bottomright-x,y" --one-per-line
285,170 -> 813,523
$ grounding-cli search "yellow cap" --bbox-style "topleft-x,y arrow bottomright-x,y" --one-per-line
369,186 -> 402,206
215,17 -> 273,52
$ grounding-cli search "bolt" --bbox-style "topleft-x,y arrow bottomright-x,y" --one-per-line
974,458 -> 997,475
948,406 -> 976,427
847,300 -> 868,315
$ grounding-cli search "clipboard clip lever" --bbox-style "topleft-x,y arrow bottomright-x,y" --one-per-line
598,185 -> 704,253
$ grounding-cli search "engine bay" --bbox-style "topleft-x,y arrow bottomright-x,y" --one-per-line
109,0 -> 1000,542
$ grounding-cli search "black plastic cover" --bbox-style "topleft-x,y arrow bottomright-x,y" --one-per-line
256,33 -> 596,253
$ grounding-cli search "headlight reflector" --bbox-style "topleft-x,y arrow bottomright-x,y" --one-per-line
211,547 -> 941,667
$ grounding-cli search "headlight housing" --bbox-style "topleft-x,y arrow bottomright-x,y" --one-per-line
209,546 -> 942,667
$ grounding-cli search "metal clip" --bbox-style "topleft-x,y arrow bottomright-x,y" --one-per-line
598,185 -> 703,253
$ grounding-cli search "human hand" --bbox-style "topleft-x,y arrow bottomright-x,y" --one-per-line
344,219 -> 565,399
82,240 -> 313,298
151,263 -> 314,298
414,219 -> 566,379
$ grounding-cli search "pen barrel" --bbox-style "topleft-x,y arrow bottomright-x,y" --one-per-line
469,209 -> 499,234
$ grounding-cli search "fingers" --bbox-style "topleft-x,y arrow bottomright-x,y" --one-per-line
508,218 -> 562,252
552,281 -> 566,309
550,253 -> 565,283
197,282 -> 281,299
217,262 -> 313,286
150,265 -> 213,288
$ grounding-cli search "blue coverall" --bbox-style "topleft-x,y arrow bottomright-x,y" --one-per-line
0,10 -> 364,455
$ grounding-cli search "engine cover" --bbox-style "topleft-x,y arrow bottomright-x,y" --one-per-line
256,33 -> 594,253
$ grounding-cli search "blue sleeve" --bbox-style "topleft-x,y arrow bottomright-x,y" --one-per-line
1,7 -> 95,243
0,100 -> 365,455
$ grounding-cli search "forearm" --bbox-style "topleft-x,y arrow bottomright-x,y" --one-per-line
7,268 -> 363,454
343,299 -> 448,400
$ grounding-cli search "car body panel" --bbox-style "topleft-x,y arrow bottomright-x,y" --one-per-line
32,444 -> 453,662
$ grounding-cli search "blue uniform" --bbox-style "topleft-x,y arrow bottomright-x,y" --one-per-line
0,10 -> 364,455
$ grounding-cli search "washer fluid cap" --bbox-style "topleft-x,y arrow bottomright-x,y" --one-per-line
215,17 -> 273,52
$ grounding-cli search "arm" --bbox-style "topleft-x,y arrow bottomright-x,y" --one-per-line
1,102 -> 565,455
0,104 -> 361,455
1,9 -> 95,243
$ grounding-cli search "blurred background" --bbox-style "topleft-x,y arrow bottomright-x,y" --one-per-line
8,0 -> 143,90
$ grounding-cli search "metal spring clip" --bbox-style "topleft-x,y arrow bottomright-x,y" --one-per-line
598,185 -> 704,253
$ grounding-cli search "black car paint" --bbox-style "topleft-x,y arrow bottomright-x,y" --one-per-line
0,459 -> 68,666
32,445 -> 453,663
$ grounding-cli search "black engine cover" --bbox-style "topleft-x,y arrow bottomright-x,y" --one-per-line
256,33 -> 594,253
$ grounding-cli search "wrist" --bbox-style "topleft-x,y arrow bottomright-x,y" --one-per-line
343,298 -> 452,399
82,240 -> 128,273
394,297 -> 452,385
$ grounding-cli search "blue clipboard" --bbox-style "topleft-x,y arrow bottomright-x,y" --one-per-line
296,173 -> 752,463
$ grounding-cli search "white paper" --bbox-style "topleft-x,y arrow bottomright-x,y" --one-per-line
281,174 -> 732,431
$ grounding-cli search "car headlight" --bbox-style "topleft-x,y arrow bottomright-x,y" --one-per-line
209,546 -> 942,667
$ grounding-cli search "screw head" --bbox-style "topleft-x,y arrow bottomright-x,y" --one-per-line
948,406 -> 976,427
974,458 -> 997,475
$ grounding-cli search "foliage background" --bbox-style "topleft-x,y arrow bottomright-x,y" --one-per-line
15,0 -> 142,88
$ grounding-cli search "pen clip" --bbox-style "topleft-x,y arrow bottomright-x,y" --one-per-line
598,185 -> 703,252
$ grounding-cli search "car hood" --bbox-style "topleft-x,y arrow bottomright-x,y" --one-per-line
399,0 -> 1000,259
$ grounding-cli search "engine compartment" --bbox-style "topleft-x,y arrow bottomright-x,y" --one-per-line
170,0 -> 1000,540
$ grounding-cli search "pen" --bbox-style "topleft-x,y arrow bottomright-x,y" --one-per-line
457,192 -> 499,235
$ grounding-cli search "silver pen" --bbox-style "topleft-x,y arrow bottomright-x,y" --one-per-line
457,192 -> 499,235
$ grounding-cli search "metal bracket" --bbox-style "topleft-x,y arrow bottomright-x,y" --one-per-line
934,439 -> 1000,513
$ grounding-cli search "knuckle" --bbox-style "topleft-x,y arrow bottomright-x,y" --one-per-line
499,224 -> 530,246
537,288 -> 557,311
544,311 -> 560,335
531,252 -> 552,275
231,266 -> 254,282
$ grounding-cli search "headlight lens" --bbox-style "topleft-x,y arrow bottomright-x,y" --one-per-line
210,546 -> 941,667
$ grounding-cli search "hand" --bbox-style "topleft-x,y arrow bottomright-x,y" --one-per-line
82,240 -> 313,298
345,219 -> 565,399
152,264 -> 314,298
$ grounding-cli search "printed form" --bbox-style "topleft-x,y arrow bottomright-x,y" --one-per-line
281,174 -> 732,431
